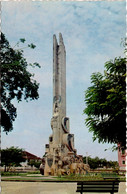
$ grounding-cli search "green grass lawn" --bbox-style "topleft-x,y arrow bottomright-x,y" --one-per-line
1,171 -> 126,182
56,173 -> 103,181
1,171 -> 40,176
57,173 -> 126,182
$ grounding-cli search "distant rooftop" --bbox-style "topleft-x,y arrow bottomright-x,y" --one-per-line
23,151 -> 42,160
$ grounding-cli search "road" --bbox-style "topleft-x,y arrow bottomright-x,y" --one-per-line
1,182 -> 126,194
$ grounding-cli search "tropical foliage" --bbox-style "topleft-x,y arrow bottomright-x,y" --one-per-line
83,156 -> 118,169
84,57 -> 126,149
1,33 -> 40,133
1,147 -> 26,172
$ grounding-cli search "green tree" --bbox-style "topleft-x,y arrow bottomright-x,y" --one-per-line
28,159 -> 41,169
1,33 -> 40,133
83,156 -> 118,169
83,156 -> 99,169
1,147 -> 26,172
83,57 -> 126,149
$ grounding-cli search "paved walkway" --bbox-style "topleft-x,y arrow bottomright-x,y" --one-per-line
1,182 -> 126,194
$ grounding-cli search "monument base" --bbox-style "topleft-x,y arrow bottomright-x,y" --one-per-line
41,151 -> 90,176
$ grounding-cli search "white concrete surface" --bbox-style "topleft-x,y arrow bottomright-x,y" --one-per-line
1,182 -> 126,194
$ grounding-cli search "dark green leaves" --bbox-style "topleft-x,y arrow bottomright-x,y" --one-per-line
84,57 -> 126,149
1,33 -> 40,133
20,38 -> 26,43
83,156 -> 118,169
28,43 -> 36,49
1,147 -> 26,171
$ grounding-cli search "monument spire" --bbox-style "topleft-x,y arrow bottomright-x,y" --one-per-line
59,33 -> 64,45
53,32 -> 66,116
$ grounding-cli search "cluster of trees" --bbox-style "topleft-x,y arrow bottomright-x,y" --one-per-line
83,156 -> 118,170
1,147 -> 41,172
28,160 -> 42,169
1,147 -> 26,172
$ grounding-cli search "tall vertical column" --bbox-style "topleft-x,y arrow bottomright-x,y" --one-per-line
59,33 -> 66,117
53,33 -> 66,118
53,34 -> 58,111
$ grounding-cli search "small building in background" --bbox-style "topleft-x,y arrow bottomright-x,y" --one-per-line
20,151 -> 42,168
118,145 -> 126,171
22,151 -> 42,163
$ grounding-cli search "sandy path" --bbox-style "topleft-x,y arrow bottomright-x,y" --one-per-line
1,181 -> 126,194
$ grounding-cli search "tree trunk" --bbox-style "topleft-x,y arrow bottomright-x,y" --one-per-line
4,165 -> 7,172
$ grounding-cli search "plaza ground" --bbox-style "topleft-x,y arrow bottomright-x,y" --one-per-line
1,181 -> 126,194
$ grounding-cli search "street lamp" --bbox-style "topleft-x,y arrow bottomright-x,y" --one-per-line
86,152 -> 91,165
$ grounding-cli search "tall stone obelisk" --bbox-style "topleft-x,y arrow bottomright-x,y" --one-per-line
52,33 -> 67,146
43,33 -> 89,176
53,33 -> 66,117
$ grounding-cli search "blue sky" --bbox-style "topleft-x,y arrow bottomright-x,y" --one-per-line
1,1 -> 126,161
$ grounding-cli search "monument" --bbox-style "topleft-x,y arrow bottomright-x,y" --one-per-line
41,33 -> 89,176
